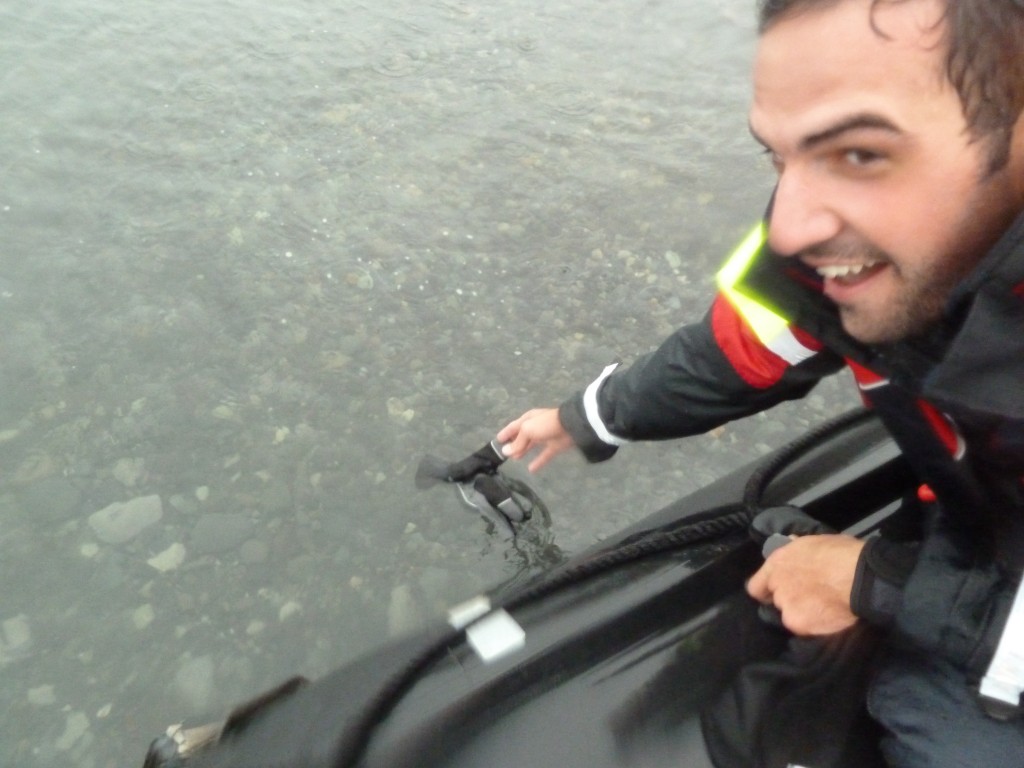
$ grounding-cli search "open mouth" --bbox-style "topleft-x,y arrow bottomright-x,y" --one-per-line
815,261 -> 887,287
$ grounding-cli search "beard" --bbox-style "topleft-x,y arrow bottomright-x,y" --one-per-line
803,238 -> 968,345
834,264 -> 958,344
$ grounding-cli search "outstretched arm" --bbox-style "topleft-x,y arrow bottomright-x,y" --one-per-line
500,300 -> 844,471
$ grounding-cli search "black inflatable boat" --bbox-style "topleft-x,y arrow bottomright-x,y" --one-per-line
143,408 -> 912,768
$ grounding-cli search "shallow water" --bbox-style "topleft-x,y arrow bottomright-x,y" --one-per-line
0,1 -> 856,765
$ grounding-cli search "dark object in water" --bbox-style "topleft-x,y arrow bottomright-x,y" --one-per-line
143,408 -> 908,768
414,440 -> 506,488
416,440 -> 534,538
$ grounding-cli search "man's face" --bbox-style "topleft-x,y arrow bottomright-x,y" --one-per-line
749,0 -> 1024,344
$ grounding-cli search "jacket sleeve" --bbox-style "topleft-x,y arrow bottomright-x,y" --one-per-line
850,537 -> 920,627
559,294 -> 847,462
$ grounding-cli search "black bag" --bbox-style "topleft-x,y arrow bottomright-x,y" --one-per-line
700,605 -> 885,768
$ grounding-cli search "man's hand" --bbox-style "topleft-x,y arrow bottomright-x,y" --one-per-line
746,534 -> 865,635
497,408 -> 575,473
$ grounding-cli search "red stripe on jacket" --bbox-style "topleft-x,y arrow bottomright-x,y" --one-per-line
710,294 -> 821,389
847,359 -> 964,458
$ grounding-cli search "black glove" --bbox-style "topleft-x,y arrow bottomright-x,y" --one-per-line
750,505 -> 835,545
416,441 -> 535,539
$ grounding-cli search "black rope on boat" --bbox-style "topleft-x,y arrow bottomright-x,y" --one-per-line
496,503 -> 751,611
331,628 -> 464,767
742,406 -> 873,508
331,407 -> 874,768
518,407 -> 876,607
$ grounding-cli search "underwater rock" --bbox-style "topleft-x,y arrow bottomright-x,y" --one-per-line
387,584 -> 421,637
27,685 -> 56,707
239,538 -> 269,564
19,476 -> 82,522
386,397 -> 415,424
132,604 -> 156,631
54,711 -> 90,752
1,614 -> 33,663
278,601 -> 302,622
148,542 -> 187,572
112,457 -> 146,487
174,655 -> 216,711
88,495 -> 163,544
189,513 -> 254,555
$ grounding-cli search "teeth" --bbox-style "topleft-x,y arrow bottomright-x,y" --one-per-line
817,262 -> 879,279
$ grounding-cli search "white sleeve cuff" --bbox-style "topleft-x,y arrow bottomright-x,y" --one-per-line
981,577 -> 1024,706
583,364 -> 629,447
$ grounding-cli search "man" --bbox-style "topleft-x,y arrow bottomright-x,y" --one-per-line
498,0 -> 1024,765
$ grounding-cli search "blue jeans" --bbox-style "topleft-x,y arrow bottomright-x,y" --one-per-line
867,647 -> 1024,768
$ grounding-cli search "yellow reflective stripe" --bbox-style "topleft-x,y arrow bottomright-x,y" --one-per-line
716,222 -> 791,346
716,221 -> 767,289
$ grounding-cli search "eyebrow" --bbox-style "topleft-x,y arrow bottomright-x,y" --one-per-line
749,113 -> 904,152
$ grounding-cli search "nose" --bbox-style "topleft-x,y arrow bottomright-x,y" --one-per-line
767,169 -> 842,257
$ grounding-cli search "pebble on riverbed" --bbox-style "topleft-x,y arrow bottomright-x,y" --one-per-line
148,542 -> 187,572
189,513 -> 255,556
88,495 -> 163,545
1,614 -> 33,663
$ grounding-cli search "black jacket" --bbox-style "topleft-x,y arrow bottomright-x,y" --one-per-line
559,212 -> 1024,689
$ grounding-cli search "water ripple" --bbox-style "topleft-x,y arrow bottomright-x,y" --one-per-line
432,0 -> 475,16
371,48 -> 428,78
241,39 -> 299,62
176,77 -> 221,102
536,83 -> 599,118
513,36 -> 538,53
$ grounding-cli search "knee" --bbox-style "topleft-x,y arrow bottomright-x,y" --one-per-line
868,650 -> 1024,768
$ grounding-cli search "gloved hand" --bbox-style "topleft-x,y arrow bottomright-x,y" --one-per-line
416,441 -> 535,539
415,440 -> 507,487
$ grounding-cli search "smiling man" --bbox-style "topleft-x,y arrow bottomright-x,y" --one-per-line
749,0 -> 1023,346
497,0 -> 1024,764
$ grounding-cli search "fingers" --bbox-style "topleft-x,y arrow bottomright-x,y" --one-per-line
527,444 -> 560,474
497,409 -> 543,450
744,535 -> 864,635
497,412 -> 540,460
495,415 -> 525,446
745,562 -> 772,604
496,408 -> 573,471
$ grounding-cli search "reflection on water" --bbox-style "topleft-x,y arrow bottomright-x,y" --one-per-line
0,1 -> 856,765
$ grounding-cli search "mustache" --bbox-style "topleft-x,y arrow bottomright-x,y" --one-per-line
801,238 -> 891,263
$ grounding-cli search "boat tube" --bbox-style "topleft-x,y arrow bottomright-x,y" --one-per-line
143,408 -> 913,768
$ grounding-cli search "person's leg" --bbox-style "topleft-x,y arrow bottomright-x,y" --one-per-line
868,647 -> 1024,768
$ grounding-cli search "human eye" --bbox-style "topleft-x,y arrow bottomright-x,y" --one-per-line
837,147 -> 886,170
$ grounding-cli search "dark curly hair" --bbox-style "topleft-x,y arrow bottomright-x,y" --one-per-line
757,0 -> 1024,172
